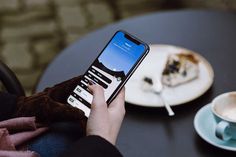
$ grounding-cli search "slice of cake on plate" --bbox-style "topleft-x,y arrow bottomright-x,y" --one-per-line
162,52 -> 199,87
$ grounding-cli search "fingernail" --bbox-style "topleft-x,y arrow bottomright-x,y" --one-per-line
88,80 -> 95,85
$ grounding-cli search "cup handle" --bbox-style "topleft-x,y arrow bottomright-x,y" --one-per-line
215,121 -> 231,141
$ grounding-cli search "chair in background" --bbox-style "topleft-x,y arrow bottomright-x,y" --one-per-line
0,60 -> 25,96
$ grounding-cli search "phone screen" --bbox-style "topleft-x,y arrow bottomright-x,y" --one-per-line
68,31 -> 148,117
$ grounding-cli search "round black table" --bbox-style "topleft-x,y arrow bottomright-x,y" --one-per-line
37,10 -> 236,157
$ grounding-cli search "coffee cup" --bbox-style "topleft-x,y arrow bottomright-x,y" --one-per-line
211,92 -> 236,141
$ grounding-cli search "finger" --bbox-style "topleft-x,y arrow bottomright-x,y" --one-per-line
109,88 -> 125,111
88,84 -> 106,110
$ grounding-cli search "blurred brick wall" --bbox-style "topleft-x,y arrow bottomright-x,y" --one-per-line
0,0 -> 235,95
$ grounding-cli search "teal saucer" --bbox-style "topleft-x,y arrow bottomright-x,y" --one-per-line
194,104 -> 236,151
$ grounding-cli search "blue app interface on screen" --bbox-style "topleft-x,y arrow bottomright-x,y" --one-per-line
99,31 -> 145,75
68,31 -> 146,116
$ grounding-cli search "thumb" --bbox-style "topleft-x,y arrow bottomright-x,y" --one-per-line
88,84 -> 107,111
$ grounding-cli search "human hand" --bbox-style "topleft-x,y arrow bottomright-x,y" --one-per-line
86,84 -> 125,145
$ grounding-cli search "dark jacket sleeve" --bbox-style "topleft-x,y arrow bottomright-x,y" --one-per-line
0,92 -> 18,121
60,135 -> 123,157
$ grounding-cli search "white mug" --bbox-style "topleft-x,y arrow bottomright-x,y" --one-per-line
211,92 -> 236,141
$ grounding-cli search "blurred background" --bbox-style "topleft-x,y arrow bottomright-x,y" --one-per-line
0,0 -> 235,95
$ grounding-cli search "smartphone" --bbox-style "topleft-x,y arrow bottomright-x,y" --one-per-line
67,30 -> 149,117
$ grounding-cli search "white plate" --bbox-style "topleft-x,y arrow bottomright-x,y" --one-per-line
194,104 -> 236,151
125,44 -> 214,107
